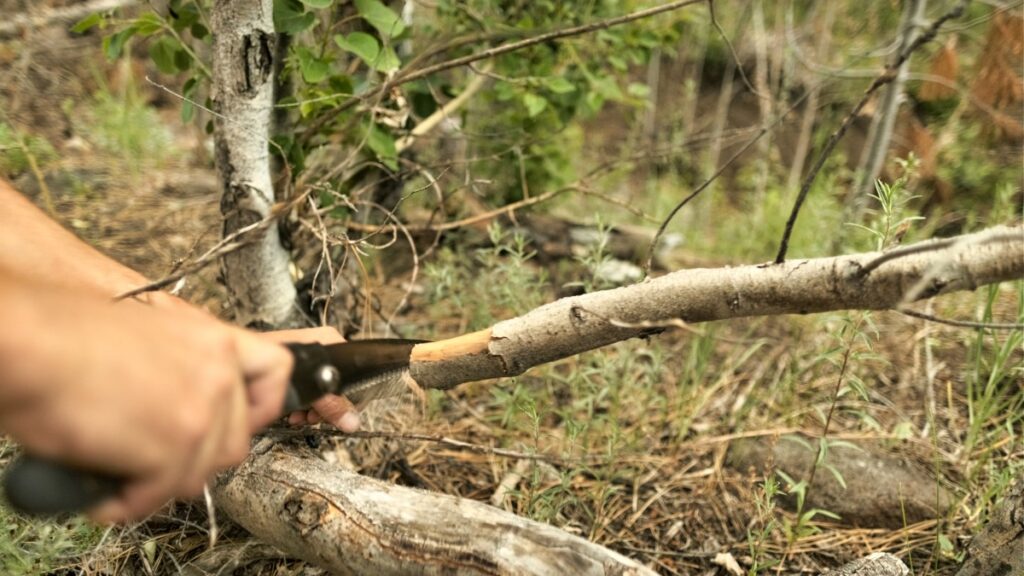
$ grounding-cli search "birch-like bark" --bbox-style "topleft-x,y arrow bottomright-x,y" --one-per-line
850,0 -> 928,215
212,0 -> 301,328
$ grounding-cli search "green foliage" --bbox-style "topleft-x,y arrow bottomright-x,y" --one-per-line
72,77 -> 174,168
424,223 -> 548,330
963,283 -> 1024,478
0,123 -> 56,178
847,155 -> 924,251
0,479 -> 104,576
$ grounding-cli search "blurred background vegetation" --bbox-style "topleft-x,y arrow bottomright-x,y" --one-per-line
0,0 -> 1021,574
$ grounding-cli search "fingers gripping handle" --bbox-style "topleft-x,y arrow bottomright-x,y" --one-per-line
3,455 -> 119,516
3,343 -> 324,517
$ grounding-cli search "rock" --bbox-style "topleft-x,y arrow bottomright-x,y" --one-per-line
726,435 -> 953,528
822,552 -> 909,575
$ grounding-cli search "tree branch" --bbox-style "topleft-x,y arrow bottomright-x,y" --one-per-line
408,225 -> 1022,390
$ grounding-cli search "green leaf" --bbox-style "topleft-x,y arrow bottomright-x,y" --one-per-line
190,22 -> 209,40
365,123 -> 398,170
300,0 -> 334,7
626,82 -> 651,98
133,13 -> 164,36
354,0 -> 405,38
591,75 -> 623,101
274,0 -> 316,34
543,77 -> 575,94
335,32 -> 396,72
374,45 -> 400,72
149,36 -> 181,74
103,27 -> 137,60
522,93 -> 548,117
295,47 -> 330,84
180,77 -> 198,123
71,12 -> 103,34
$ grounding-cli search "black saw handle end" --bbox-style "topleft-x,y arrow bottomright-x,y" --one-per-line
4,455 -> 119,517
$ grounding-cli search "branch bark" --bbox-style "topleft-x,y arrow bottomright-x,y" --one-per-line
212,0 -> 302,328
0,0 -> 140,39
407,226 -> 1023,390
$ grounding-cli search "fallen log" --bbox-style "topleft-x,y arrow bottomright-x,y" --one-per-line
216,438 -> 656,576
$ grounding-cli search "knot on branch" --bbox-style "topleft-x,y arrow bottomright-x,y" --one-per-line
283,492 -> 328,536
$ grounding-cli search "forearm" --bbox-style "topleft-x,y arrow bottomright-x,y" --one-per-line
0,178 -> 147,297
0,269 -> 65,413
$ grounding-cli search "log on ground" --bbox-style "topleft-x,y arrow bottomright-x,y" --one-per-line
215,438 -> 656,576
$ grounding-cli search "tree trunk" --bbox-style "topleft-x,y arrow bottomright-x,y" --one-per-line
212,0 -> 302,329
850,0 -> 928,216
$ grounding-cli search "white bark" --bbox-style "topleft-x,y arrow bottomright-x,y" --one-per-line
215,439 -> 656,576
212,0 -> 300,328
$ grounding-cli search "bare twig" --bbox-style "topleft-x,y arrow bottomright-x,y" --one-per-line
857,230 -> 1022,277
898,308 -> 1024,331
643,92 -> 813,275
708,0 -> 760,97
114,196 -> 308,301
774,0 -> 969,264
269,428 -> 560,462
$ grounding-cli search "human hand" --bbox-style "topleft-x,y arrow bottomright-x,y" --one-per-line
262,327 -> 361,433
0,279 -> 293,523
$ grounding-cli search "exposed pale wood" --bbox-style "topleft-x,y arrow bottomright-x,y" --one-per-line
215,440 -> 656,576
412,329 -> 492,362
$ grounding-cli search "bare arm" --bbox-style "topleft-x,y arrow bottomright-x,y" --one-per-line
0,179 -> 359,433
0,267 -> 292,521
